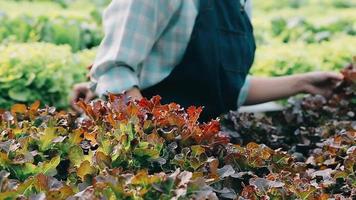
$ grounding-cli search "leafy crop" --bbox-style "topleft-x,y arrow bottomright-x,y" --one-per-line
269,16 -> 355,43
251,36 -> 356,77
0,43 -> 88,109
12,0 -> 111,9
224,60 -> 356,198
253,0 -> 356,11
0,61 -> 355,199
0,14 -> 102,52
251,0 -> 356,79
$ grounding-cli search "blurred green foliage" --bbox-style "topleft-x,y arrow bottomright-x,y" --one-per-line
269,17 -> 355,43
0,14 -> 102,52
254,0 -> 355,10
252,0 -> 356,77
0,43 -> 88,109
251,35 -> 356,76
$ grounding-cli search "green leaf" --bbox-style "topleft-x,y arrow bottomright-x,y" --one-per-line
191,145 -> 205,156
0,177 -> 34,199
38,127 -> 57,151
25,73 -> 36,86
8,87 -> 33,102
40,156 -> 60,176
68,146 -> 84,167
10,163 -> 38,181
297,187 -> 317,200
133,148 -> 160,160
95,151 -> 112,169
77,160 -> 97,181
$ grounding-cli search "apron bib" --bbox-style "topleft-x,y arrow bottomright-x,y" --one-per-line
142,0 -> 256,122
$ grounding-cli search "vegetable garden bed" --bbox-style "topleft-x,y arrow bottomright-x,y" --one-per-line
0,61 -> 355,199
0,1 -> 355,199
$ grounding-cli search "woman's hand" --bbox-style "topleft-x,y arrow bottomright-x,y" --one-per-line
70,82 -> 143,113
299,71 -> 344,97
125,87 -> 143,101
70,82 -> 97,112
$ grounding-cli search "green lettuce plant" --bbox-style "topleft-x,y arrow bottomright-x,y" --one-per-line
0,43 -> 88,109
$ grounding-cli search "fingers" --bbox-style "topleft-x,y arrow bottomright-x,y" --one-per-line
324,72 -> 344,81
70,86 -> 80,107
84,91 -> 97,102
70,82 -> 97,113
125,87 -> 143,101
70,89 -> 83,113
322,72 -> 344,90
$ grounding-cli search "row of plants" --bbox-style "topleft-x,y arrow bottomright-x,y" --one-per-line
255,16 -> 356,44
0,1 -> 101,110
0,60 -> 354,199
2,2 -> 354,50
251,35 -> 356,77
0,14 -> 102,52
3,0 -> 354,49
12,0 -> 73,8
251,0 -> 356,79
12,0 -> 111,8
253,0 -> 356,10
0,42 -> 91,110
12,0 -> 356,10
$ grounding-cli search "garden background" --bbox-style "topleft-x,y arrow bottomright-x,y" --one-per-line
0,0 -> 355,109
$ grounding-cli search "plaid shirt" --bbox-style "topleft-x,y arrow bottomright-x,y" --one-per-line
90,0 -> 252,107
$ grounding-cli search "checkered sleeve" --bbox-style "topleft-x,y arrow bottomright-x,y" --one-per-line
90,0 -> 182,96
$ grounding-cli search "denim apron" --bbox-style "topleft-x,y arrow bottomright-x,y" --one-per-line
142,0 -> 256,122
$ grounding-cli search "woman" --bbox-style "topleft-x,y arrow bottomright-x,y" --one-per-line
72,0 -> 343,121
